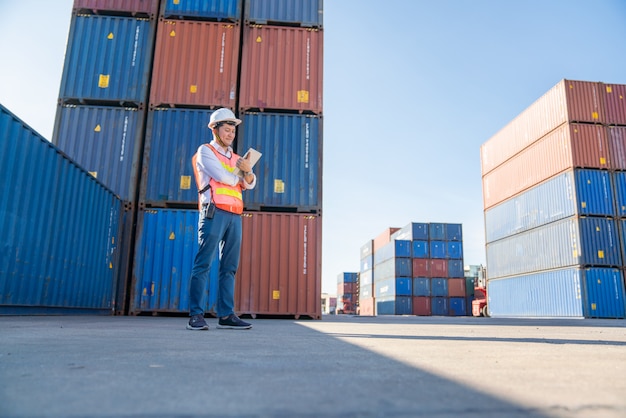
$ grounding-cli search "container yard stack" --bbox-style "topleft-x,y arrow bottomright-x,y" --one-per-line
336,272 -> 358,314
481,79 -> 626,318
234,0 -> 323,319
1,104 -> 124,315
129,1 -> 241,315
358,240 -> 375,315
52,0 -> 160,314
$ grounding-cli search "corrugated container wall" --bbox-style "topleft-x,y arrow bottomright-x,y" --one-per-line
161,0 -> 241,21
480,80 -> 605,176
140,108 -> 215,206
482,123 -> 610,210
149,19 -> 240,109
239,112 -> 322,212
487,267 -> 625,318
0,104 -> 123,314
239,25 -> 323,113
59,15 -> 155,106
608,126 -> 626,170
235,212 -> 321,319
73,0 -> 160,17
245,0 -> 323,28
604,83 -> 626,125
485,169 -> 615,243
52,105 -> 145,202
130,208 -> 218,314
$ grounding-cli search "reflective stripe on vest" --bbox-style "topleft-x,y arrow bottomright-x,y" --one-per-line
192,143 -> 244,214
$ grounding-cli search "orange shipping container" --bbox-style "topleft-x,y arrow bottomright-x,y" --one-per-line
150,19 -> 240,109
359,297 -> 375,316
239,25 -> 323,113
482,123 -> 610,210
373,227 -> 400,252
481,79 -> 605,176
235,212 -> 321,319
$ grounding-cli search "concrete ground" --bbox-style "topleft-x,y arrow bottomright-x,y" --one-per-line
1,314 -> 625,418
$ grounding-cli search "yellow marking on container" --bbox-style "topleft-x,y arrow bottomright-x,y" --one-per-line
591,303 -> 597,311
600,157 -> 606,165
173,0 -> 180,4
256,36 -> 262,43
107,32 -> 114,40
89,171 -> 97,178
592,111 -> 599,120
581,202 -> 587,208
169,232 -> 175,240
109,262 -> 113,269
597,250 -> 604,258
190,85 -> 197,93
606,86 -> 612,93
297,90 -> 309,103
274,179 -> 285,193
170,30 -> 176,37
180,176 -> 191,190
273,290 -> 280,300
98,74 -> 110,88
94,124 -> 101,132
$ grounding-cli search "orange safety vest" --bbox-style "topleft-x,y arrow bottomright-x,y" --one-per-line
192,143 -> 244,214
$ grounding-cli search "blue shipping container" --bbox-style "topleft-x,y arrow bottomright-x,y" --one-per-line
431,297 -> 449,316
1,104 -> 122,314
391,221 -> 429,241
446,241 -> 463,259
53,104 -> 144,201
431,278 -> 448,297
430,241 -> 446,259
245,0 -> 323,27
487,216 -> 622,279
373,240 -> 411,265
141,108 -> 215,205
449,297 -> 467,316
240,112 -> 321,212
376,296 -> 412,315
374,257 -> 412,280
429,223 -> 445,240
412,278 -> 430,296
375,277 -> 412,298
59,15 -> 154,105
613,172 -> 626,217
445,224 -> 463,241
162,0 -> 241,21
485,169 -> 614,243
131,208 -> 219,314
488,267 -> 625,318
412,240 -> 429,258
448,260 -> 464,278
338,272 -> 358,283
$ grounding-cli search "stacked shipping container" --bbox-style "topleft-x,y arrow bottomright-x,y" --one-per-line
52,0 -> 323,318
0,104 -> 124,314
481,79 -> 626,318
336,272 -> 358,314
358,222 -> 468,316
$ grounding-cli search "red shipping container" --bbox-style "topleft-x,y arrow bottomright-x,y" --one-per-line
338,282 -> 356,295
359,297 -> 375,316
373,227 -> 400,252
239,25 -> 323,113
150,19 -> 240,109
481,79 -> 605,176
604,83 -> 626,125
73,0 -> 159,16
448,278 -> 466,297
482,123 -> 609,210
413,258 -> 429,277
608,126 -> 626,170
236,212 -> 321,319
412,297 -> 431,316
429,259 -> 447,278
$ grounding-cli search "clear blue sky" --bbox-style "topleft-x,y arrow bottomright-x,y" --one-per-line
2,1 -> 626,295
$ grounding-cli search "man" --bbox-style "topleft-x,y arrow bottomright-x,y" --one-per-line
188,108 -> 255,330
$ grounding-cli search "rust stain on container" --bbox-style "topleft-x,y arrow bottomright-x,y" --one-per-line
482,123 -> 610,210
239,25 -> 323,113
149,19 -> 240,109
235,212 -> 321,319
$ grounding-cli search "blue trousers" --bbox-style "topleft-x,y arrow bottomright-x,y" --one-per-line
189,208 -> 242,317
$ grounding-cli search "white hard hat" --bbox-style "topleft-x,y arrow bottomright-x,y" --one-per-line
208,108 -> 242,128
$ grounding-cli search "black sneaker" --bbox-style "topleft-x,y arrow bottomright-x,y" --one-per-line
217,314 -> 252,330
186,314 -> 209,330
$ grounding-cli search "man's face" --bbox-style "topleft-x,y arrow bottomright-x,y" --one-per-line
216,123 -> 236,147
